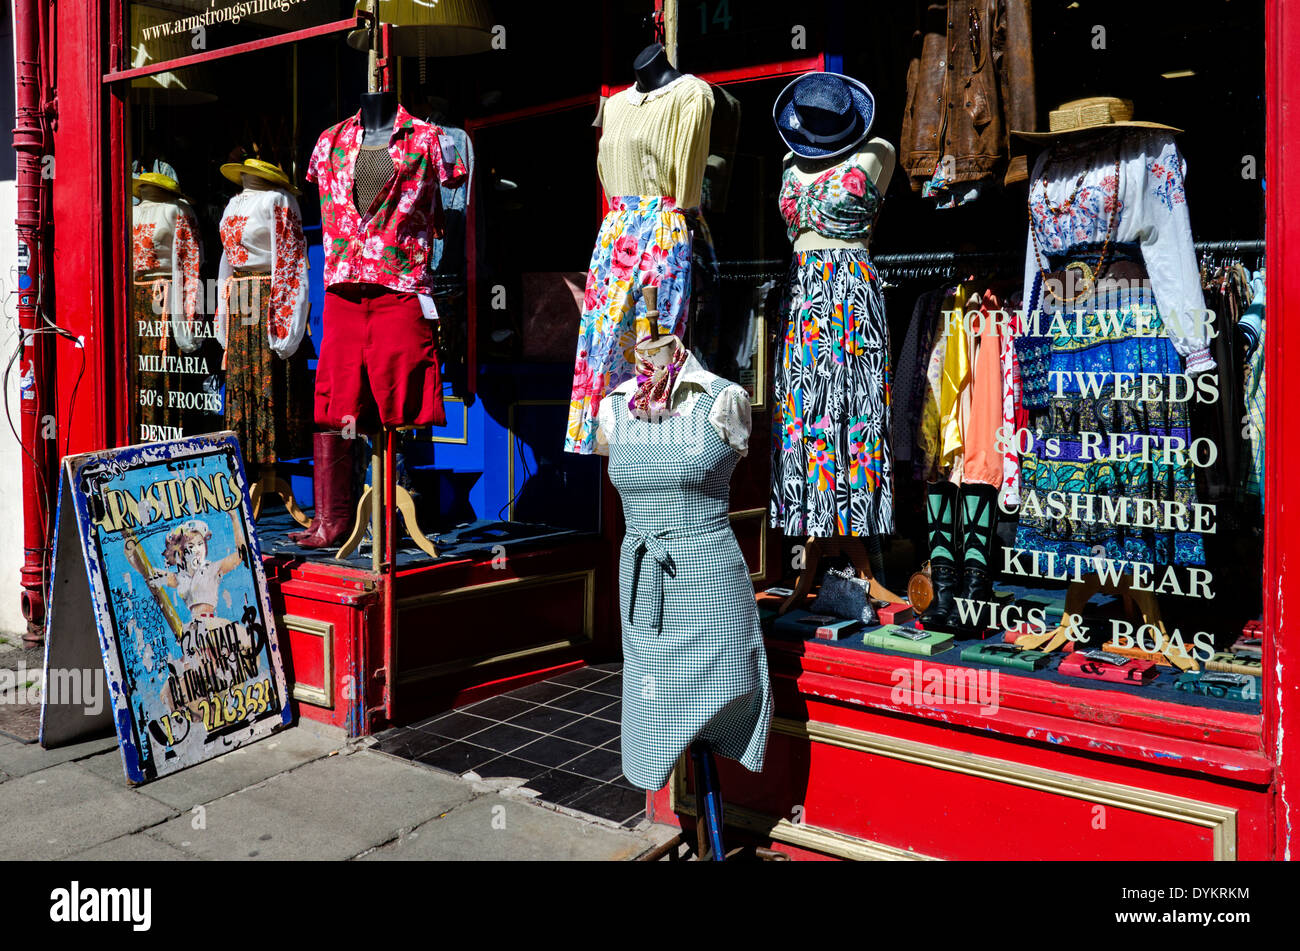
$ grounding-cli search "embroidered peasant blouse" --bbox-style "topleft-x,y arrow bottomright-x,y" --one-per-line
596,74 -> 714,209
215,184 -> 310,358
306,104 -> 467,296
594,338 -> 751,457
1021,130 -> 1214,374
778,154 -> 883,244
132,197 -> 204,353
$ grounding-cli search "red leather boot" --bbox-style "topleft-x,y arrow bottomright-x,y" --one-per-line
292,432 -> 357,549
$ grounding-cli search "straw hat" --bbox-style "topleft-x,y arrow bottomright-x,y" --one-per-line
132,172 -> 190,202
1011,96 -> 1181,140
219,158 -> 300,194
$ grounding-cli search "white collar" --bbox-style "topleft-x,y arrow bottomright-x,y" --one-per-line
622,73 -> 694,105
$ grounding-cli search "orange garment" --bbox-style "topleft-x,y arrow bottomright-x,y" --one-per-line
962,288 -> 1007,487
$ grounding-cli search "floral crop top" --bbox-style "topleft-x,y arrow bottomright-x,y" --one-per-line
778,155 -> 882,244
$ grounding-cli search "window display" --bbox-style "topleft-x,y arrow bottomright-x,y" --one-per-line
109,0 -> 1267,737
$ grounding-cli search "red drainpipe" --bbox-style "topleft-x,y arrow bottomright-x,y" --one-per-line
13,0 -> 55,645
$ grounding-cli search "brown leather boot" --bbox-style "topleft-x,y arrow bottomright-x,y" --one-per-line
293,432 -> 357,549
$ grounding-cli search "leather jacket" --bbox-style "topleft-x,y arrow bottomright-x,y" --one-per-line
900,0 -> 1037,192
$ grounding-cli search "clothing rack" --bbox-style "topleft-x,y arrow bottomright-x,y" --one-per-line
716,239 -> 1265,285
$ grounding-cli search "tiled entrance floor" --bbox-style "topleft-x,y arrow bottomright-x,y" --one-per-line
371,663 -> 646,827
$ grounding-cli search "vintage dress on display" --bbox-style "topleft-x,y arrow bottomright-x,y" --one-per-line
770,153 -> 894,538
306,104 -> 466,429
1015,129 -> 1213,567
565,74 -> 714,455
595,338 -> 772,790
131,196 -> 204,439
215,181 -> 312,466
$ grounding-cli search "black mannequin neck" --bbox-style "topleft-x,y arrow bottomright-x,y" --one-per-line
633,43 -> 682,93
360,91 -> 398,146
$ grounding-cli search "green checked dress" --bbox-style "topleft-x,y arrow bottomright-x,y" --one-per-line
602,371 -> 774,791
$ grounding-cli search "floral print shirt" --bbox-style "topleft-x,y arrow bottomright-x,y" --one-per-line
1022,129 -> 1213,374
132,197 -> 204,353
215,185 -> 310,358
306,104 -> 467,296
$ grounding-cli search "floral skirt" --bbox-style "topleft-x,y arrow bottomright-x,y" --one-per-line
131,277 -> 185,441
225,272 -> 311,467
769,249 -> 894,538
1016,293 -> 1206,567
564,195 -> 693,455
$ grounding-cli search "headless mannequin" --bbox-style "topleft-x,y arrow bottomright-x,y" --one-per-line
359,90 -> 398,147
778,138 -> 907,614
633,42 -> 682,93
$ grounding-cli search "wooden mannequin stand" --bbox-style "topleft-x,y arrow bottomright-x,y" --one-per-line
336,427 -> 440,569
1012,574 -> 1199,672
248,467 -> 312,528
778,536 -> 908,615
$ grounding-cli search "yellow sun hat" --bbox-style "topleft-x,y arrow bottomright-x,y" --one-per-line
1011,96 -> 1181,140
132,172 -> 190,202
219,158 -> 300,195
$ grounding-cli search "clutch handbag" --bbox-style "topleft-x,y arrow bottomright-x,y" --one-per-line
810,566 -> 879,626
907,561 -> 934,615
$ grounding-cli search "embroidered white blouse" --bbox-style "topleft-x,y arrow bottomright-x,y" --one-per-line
1021,129 -> 1214,375
594,338 -> 751,456
132,197 -> 204,353
215,183 -> 310,359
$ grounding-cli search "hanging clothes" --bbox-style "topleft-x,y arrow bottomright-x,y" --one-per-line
565,75 -> 715,455
215,182 -> 312,466
1015,128 -> 1211,568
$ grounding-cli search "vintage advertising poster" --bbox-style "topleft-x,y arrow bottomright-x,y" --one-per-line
54,433 -> 291,783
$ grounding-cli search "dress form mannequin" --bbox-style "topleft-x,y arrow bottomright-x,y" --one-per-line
777,138 -> 906,614
633,42 -> 682,93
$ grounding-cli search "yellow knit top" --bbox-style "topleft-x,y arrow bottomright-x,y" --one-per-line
597,74 -> 714,210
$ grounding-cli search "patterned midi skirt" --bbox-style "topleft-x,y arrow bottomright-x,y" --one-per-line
770,249 -> 895,538
131,276 -> 185,441
224,271 -> 312,467
1015,288 -> 1206,567
565,195 -> 693,455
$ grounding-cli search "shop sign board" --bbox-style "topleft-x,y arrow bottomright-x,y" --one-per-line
41,433 -> 291,784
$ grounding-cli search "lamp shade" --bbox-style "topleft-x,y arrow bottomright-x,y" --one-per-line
348,0 -> 495,57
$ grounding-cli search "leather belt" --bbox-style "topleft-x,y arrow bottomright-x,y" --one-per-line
1040,259 -> 1149,303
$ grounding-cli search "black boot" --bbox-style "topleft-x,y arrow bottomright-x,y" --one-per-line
921,481 -> 960,630
954,483 -> 1000,634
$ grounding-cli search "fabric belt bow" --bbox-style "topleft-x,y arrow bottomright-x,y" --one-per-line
627,528 -> 676,635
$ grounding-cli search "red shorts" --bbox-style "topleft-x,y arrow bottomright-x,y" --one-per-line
314,284 -> 445,430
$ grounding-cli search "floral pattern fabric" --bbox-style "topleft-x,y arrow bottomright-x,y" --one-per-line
215,186 -> 310,358
132,198 -> 204,354
565,195 -> 694,455
770,249 -> 894,538
778,156 -> 881,244
306,104 -> 466,296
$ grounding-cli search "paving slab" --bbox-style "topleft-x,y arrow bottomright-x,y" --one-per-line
358,793 -> 662,861
79,724 -> 346,809
64,832 -> 198,861
148,750 -> 478,860
0,732 -> 120,778
0,762 -> 177,860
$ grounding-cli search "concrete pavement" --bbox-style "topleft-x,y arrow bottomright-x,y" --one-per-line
0,719 -> 679,861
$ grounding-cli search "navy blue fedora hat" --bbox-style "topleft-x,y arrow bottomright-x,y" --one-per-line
773,71 -> 875,160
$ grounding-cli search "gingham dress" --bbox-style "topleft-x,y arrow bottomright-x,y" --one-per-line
607,376 -> 774,790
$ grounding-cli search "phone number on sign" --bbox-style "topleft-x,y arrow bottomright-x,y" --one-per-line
153,678 -> 278,745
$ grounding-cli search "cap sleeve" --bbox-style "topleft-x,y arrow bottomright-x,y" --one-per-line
708,382 -> 752,456
594,391 -> 619,457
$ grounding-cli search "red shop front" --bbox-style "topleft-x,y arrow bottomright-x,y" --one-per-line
22,0 -> 1300,859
